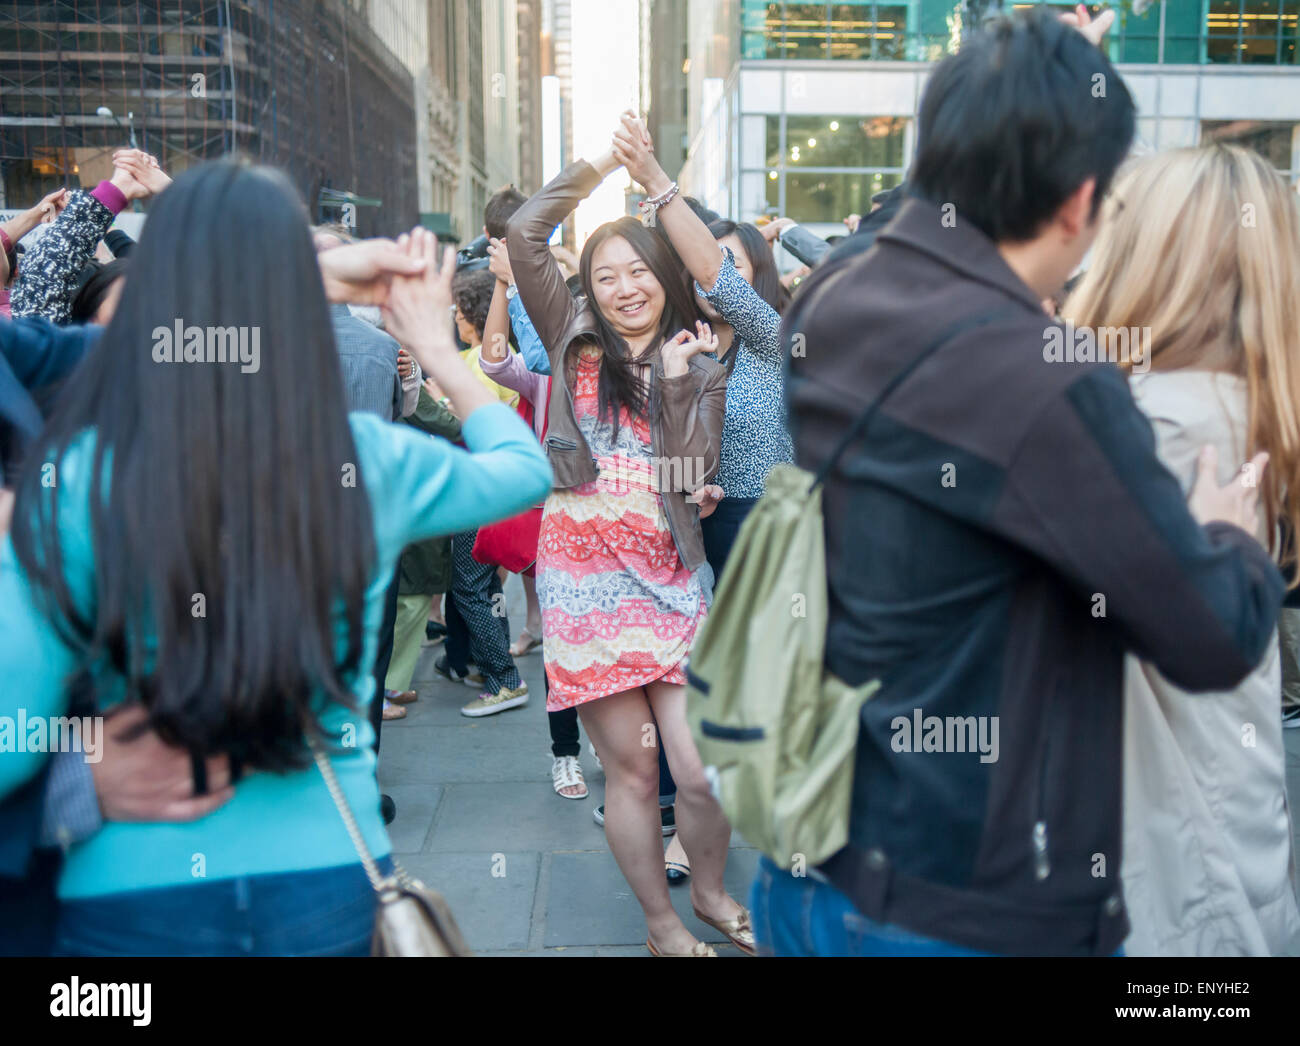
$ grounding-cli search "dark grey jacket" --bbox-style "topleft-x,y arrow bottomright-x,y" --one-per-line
785,196 -> 1284,956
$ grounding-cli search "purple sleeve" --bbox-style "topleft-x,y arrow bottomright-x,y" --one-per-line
479,349 -> 543,404
89,180 -> 128,215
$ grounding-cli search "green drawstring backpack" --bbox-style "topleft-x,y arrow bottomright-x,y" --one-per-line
686,305 -> 1012,871
685,460 -> 878,871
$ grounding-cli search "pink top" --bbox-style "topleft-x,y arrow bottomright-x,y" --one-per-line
477,348 -> 550,443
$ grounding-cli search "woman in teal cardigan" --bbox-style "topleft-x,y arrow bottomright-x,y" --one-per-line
0,161 -> 551,956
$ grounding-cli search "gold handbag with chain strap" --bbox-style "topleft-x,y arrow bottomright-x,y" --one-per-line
309,734 -> 471,957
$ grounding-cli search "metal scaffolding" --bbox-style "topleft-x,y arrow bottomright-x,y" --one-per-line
0,0 -> 418,235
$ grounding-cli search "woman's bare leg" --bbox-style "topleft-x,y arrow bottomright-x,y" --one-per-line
646,679 -> 745,923
522,572 -> 542,636
578,687 -> 700,952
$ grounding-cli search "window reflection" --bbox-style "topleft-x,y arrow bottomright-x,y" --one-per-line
782,3 -> 831,59
1208,0 -> 1298,64
737,0 -> 1299,65
767,170 -> 904,222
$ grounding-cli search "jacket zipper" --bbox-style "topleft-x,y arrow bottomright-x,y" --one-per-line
1032,729 -> 1052,881
549,348 -> 592,469
646,360 -> 688,560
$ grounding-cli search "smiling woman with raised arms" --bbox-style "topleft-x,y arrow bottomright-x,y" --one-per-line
506,133 -> 754,957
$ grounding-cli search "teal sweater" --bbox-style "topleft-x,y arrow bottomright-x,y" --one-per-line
0,404 -> 551,899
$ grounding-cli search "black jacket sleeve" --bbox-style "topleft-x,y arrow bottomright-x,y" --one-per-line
993,364 -> 1284,691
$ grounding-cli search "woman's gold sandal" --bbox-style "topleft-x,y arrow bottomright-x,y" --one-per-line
692,906 -> 757,956
646,937 -> 717,957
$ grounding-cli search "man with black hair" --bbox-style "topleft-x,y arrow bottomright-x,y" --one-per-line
456,185 -> 530,273
761,7 -> 1285,957
485,185 -> 528,241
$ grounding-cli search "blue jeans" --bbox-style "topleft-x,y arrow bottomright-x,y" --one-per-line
54,859 -> 390,957
701,494 -> 759,584
749,856 -> 990,956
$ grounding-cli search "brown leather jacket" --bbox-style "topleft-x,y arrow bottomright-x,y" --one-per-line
506,160 -> 727,572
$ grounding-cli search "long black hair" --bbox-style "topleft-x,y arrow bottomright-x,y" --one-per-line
578,216 -> 700,431
707,219 -> 790,315
11,159 -> 376,771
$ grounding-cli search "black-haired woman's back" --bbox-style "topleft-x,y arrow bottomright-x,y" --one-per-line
0,160 -> 552,955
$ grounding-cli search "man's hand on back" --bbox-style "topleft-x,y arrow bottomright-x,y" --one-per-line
91,704 -> 233,821
1188,445 -> 1269,539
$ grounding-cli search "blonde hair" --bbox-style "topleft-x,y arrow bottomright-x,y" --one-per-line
1065,144 -> 1300,581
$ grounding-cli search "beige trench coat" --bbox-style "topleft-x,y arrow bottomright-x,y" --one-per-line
1123,369 -> 1300,956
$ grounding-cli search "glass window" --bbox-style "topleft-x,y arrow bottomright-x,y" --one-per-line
1242,0 -> 1283,63
766,115 -> 782,167
815,3 -> 909,60
828,2 -> 871,59
1207,0 -> 1295,64
742,1 -> 784,59
769,170 -> 903,222
873,4 -> 908,59
1114,1 -> 1161,63
781,3 -> 830,59
783,115 -> 907,168
1208,0 -> 1242,63
1202,119 -> 1297,173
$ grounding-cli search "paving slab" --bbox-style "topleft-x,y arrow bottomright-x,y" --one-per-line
543,848 -> 761,949
395,850 -> 540,953
378,782 -> 443,855
373,574 -> 762,954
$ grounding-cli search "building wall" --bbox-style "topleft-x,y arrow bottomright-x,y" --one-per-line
517,0 -> 545,192
546,0 -> 578,245
644,0 -> 690,176
359,0 -> 434,220
0,0 -> 419,235
426,0 -> 465,227
416,0 -> 533,245
678,1 -> 1300,242
480,0 -> 523,202
357,0 -> 426,72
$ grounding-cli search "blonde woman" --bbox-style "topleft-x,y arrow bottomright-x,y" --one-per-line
1066,144 -> 1300,956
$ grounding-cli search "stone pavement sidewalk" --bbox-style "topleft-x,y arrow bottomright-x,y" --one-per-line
375,575 -> 759,957
377,579 -> 1300,956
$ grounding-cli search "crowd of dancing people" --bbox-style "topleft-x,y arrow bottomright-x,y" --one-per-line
2,5 -> 1300,957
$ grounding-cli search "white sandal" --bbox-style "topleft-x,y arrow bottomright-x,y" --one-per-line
551,755 -> 588,800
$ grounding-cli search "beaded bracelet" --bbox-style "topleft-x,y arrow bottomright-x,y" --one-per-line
639,182 -> 680,227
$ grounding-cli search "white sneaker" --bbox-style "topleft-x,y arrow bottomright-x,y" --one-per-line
551,755 -> 588,800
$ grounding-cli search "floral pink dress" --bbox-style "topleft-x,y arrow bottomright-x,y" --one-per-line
538,349 -> 706,710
